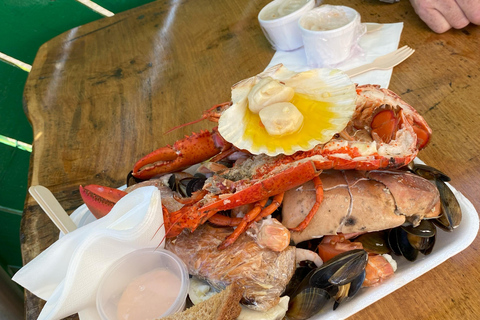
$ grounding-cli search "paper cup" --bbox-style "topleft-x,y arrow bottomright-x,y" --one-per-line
299,5 -> 366,67
258,0 -> 316,51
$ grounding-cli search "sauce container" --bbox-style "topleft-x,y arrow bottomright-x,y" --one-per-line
298,5 -> 366,67
258,0 -> 316,51
97,248 -> 189,320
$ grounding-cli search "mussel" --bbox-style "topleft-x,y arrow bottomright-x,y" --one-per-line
286,250 -> 368,320
164,173 -> 206,197
387,219 -> 436,261
408,162 -> 461,231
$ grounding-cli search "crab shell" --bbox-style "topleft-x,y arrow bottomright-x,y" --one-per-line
218,64 -> 357,156
282,170 -> 441,244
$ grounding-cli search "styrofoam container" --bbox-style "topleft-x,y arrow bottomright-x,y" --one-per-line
96,248 -> 189,320
258,0 -> 316,51
69,161 -> 478,319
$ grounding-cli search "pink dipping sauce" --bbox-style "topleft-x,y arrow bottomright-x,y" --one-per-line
117,268 -> 181,320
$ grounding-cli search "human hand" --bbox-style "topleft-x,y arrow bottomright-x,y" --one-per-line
409,0 -> 480,33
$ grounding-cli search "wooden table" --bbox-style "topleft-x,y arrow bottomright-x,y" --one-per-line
21,0 -> 480,319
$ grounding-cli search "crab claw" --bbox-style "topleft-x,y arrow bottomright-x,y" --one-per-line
79,185 -> 127,219
132,128 -> 230,180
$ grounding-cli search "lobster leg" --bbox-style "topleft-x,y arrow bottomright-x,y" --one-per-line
255,192 -> 284,222
288,175 -> 324,232
208,213 -> 243,227
218,199 -> 269,250
209,192 -> 284,227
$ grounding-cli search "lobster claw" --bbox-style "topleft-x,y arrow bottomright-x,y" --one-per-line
79,185 -> 127,219
132,128 -> 230,180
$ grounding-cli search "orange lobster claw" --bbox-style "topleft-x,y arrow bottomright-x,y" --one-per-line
79,185 -> 127,219
132,128 -> 231,179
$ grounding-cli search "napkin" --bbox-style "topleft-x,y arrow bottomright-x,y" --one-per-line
13,186 -> 165,320
266,22 -> 404,88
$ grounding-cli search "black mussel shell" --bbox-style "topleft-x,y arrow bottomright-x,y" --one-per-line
178,175 -> 206,197
126,170 -> 147,187
407,163 -> 451,182
406,233 -> 434,252
287,287 -> 330,320
387,228 -> 402,256
283,263 -> 316,298
309,250 -> 367,289
348,269 -> 366,298
434,179 -> 462,231
167,174 -> 176,190
354,231 -> 390,254
420,234 -> 436,255
396,227 -> 419,261
328,252 -> 368,286
333,269 -> 366,310
401,219 -> 436,238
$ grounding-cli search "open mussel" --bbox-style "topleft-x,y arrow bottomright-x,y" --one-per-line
286,250 -> 368,320
354,231 -> 391,255
407,162 -> 450,182
286,287 -> 330,320
388,219 -> 436,261
407,162 -> 461,231
433,178 -> 462,231
164,172 -> 206,197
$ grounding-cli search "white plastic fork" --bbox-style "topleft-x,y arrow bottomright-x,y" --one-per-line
344,45 -> 415,78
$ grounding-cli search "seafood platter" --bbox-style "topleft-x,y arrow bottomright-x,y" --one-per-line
76,64 -> 478,319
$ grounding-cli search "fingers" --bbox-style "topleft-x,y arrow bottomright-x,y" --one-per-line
458,0 -> 480,25
410,0 -> 480,33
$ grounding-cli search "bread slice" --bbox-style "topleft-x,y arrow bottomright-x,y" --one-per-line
159,282 -> 243,320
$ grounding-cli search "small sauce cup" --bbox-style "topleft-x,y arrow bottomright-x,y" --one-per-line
97,248 -> 189,320
299,5 -> 366,67
258,0 -> 316,51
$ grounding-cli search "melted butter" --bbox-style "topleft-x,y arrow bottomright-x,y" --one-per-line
242,93 -> 338,154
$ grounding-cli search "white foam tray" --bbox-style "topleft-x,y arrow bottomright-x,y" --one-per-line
67,176 -> 479,320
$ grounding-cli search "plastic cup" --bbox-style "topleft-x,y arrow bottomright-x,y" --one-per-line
97,248 -> 189,320
258,0 -> 316,51
299,5 -> 365,67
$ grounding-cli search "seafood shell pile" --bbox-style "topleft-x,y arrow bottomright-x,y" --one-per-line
79,65 -> 462,320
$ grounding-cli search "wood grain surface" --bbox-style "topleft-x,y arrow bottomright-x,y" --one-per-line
21,0 -> 480,319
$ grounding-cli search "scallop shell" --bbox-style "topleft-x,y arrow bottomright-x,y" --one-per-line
218,64 -> 357,156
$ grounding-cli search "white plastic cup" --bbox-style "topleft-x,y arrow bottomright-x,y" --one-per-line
299,5 -> 365,67
258,0 -> 316,51
97,248 -> 189,320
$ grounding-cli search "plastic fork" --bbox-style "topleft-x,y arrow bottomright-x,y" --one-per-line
344,45 -> 415,78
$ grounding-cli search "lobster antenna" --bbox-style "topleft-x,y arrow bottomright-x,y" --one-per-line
163,116 -> 208,134
163,102 -> 232,134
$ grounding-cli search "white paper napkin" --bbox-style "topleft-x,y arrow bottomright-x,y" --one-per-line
266,22 -> 404,88
13,186 -> 166,320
